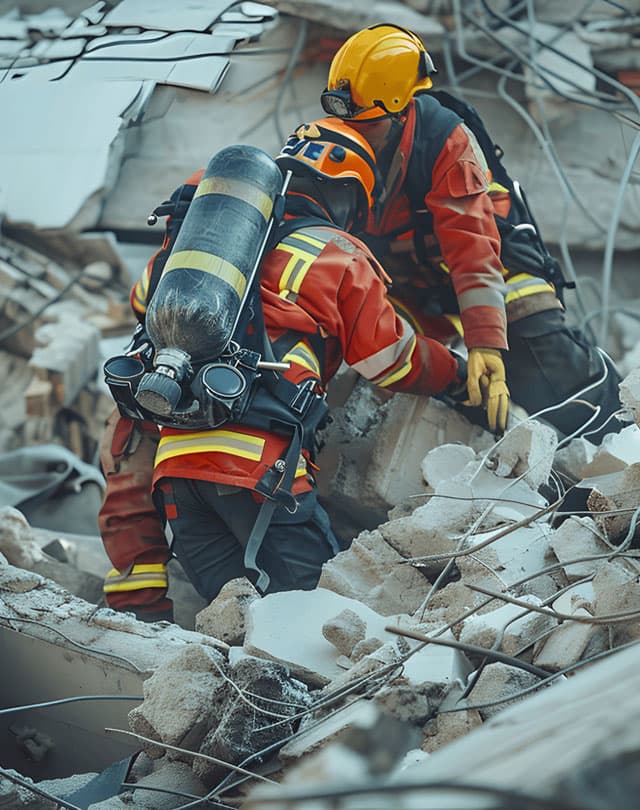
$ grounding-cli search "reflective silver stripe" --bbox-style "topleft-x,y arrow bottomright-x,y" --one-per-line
351,317 -> 415,380
457,285 -> 506,313
461,123 -> 489,178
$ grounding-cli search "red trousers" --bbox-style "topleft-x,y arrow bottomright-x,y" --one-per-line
98,408 -> 173,620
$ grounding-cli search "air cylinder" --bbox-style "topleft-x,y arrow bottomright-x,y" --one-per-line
144,144 -> 283,364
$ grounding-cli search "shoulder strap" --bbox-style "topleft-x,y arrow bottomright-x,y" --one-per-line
147,181 -> 199,304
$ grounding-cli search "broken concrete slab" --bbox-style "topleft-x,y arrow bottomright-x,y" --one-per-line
421,707 -> 483,754
489,420 -> 558,490
194,656 -> 310,786
459,595 -> 556,657
549,516 -> 610,581
0,80 -> 151,230
583,464 -> 640,542
317,528 -> 430,616
243,588 -> 400,687
128,644 -> 229,757
533,608 -> 596,671
461,661 -> 541,720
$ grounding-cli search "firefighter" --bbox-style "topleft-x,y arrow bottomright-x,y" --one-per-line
101,127 -> 470,610
318,23 -> 622,443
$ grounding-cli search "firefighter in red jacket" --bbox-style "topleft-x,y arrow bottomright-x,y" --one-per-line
99,126 -> 470,615
318,23 -> 622,443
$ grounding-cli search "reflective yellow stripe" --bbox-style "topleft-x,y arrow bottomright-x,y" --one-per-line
444,313 -> 464,337
194,176 -> 274,221
104,579 -> 167,593
106,564 -> 167,576
389,296 -> 425,336
163,250 -> 246,298
104,564 -> 168,593
282,342 -> 320,376
295,454 -> 307,478
505,272 -> 555,303
376,334 -> 416,388
277,245 -> 315,294
488,181 -> 510,193
156,428 -> 265,464
133,286 -> 147,313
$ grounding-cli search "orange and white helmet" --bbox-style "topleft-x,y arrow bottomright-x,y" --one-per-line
321,24 -> 436,120
276,117 -> 382,228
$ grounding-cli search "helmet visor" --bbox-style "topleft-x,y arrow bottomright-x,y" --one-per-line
321,88 -> 377,120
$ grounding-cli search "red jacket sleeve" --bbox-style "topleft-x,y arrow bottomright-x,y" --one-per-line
426,124 -> 508,350
283,234 -> 459,395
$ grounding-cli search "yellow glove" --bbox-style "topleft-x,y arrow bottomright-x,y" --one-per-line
467,348 -> 510,434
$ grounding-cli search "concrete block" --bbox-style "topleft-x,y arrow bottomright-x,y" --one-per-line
421,708 -> 483,754
420,443 -> 476,489
489,420 -> 558,489
554,437 -> 597,480
0,507 -> 45,569
369,395 -> 494,507
549,516 -> 610,581
380,492 -> 477,560
279,699 -> 379,765
0,771 -> 55,808
465,662 -> 540,719
322,608 -> 366,657
30,315 -> 100,406
318,528 -> 430,615
583,464 -> 640,542
459,596 -> 556,656
533,608 -> 595,671
194,656 -> 310,786
619,368 -> 640,426
592,560 -> 640,621
580,424 -> 640,477
194,576 -> 259,646
316,386 -> 493,539
128,645 -> 228,757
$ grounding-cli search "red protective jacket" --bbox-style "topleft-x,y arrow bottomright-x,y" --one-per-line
130,222 -> 460,494
355,97 -> 508,351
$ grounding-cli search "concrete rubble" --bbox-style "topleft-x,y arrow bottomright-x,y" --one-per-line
1,1 -> 640,808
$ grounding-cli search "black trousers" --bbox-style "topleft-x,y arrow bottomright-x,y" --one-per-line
504,309 -> 622,444
154,479 -> 341,602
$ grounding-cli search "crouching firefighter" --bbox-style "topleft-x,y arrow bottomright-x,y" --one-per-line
102,133 -> 469,605
319,23 -> 622,443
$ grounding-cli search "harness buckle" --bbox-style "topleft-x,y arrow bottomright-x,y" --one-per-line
290,378 -> 323,416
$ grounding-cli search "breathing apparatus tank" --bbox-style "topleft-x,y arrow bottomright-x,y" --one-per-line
135,145 -> 284,416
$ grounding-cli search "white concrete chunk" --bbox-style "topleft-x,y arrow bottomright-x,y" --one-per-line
533,608 -> 595,671
489,420 -> 558,489
549,516 -> 610,581
318,528 -> 430,615
128,645 -> 228,755
0,507 -> 45,568
420,443 -> 476,489
459,595 -> 556,656
194,576 -> 259,646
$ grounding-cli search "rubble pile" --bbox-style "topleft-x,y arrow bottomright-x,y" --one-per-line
1,369 -> 639,807
1,0 -> 640,807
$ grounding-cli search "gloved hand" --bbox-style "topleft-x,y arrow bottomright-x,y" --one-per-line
467,348 -> 510,434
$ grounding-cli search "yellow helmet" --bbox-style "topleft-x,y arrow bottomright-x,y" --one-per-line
322,24 -> 436,119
